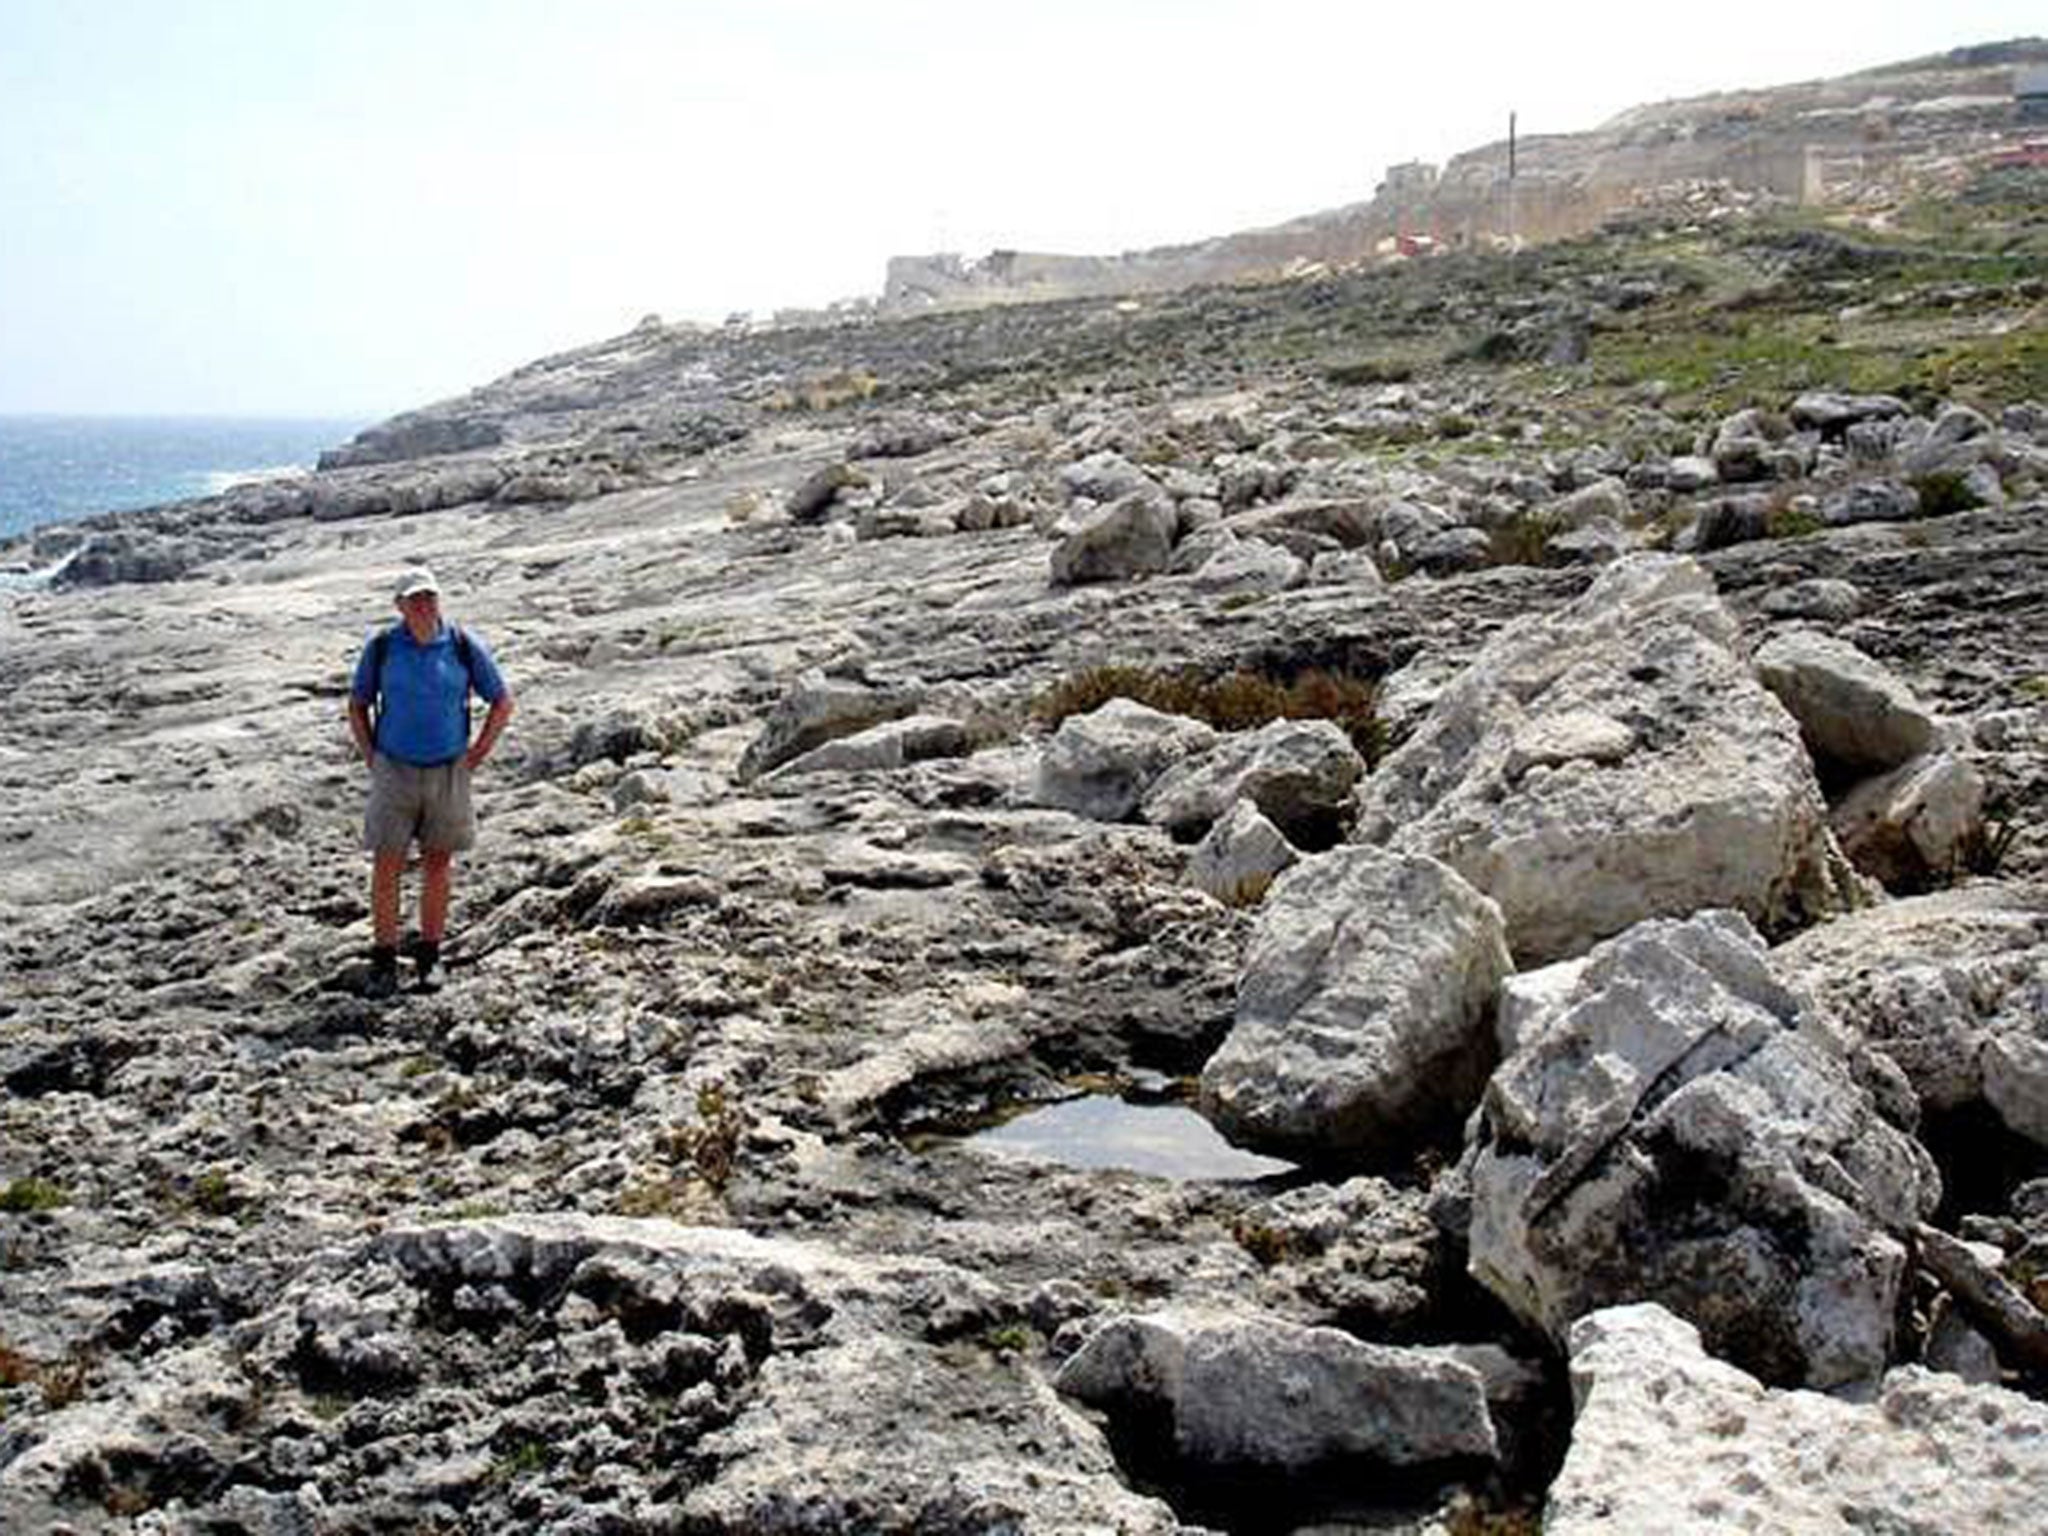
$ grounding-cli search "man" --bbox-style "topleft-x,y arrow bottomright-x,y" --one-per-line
347,567 -> 514,998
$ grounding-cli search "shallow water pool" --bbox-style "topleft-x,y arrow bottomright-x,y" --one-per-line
963,1095 -> 1297,1182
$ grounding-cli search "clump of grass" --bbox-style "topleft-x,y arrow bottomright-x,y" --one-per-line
984,1324 -> 1035,1354
0,1178 -> 67,1214
1032,664 -> 1384,764
1911,469 -> 1982,518
763,369 -> 879,413
649,1085 -> 748,1196
189,1170 -> 242,1218
1323,356 -> 1414,386
1486,507 -> 1565,568
1231,1217 -> 1295,1268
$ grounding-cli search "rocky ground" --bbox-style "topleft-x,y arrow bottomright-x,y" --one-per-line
2,187 -> 2046,1533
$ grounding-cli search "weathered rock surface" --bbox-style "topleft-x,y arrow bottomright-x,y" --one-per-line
1466,911 -> 1940,1389
1032,697 -> 1219,823
1142,718 -> 1364,845
1056,1308 -> 1496,1473
1183,798 -> 1297,907
2,116 -> 2046,1532
1773,884 -> 2048,1137
1354,556 -> 1852,964
1201,847 -> 1511,1162
1754,629 -> 1945,777
1547,1303 -> 2048,1535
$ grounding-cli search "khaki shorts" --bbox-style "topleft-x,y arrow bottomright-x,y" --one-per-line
363,753 -> 477,854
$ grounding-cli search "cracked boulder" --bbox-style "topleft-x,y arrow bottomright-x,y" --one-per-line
1353,554 -> 1854,964
1465,911 -> 1940,1390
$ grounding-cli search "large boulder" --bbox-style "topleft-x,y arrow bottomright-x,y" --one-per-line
1353,555 -> 1852,965
1033,698 -> 1218,822
1201,846 -> 1512,1161
1772,884 -> 2048,1136
1546,1303 -> 2048,1535
1049,493 -> 1178,586
1143,718 -> 1365,846
1055,1309 -> 1496,1475
1752,630 -> 1943,778
1465,911 -> 1940,1390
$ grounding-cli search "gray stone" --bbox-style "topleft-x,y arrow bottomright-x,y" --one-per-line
1774,884 -> 2048,1134
1184,798 -> 1298,906
1142,718 -> 1364,843
1033,697 -> 1218,822
1546,1303 -> 2048,1535
1823,477 -> 1921,526
1200,846 -> 1511,1160
1049,493 -> 1178,586
1789,391 -> 1909,436
1466,911 -> 1940,1390
1056,1309 -> 1496,1473
769,715 -> 974,778
1753,630 -> 1942,775
1354,556 -> 1850,964
736,670 -> 918,782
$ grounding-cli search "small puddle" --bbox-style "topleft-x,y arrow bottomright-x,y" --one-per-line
963,1095 -> 1296,1182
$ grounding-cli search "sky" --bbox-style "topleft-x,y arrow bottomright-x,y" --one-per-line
0,0 -> 2040,419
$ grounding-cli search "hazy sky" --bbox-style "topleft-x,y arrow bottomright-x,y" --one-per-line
1,1 -> 2039,418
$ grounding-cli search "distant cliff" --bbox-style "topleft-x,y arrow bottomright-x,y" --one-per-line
882,39 -> 2048,312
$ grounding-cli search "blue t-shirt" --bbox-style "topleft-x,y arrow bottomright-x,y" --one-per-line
351,622 -> 508,766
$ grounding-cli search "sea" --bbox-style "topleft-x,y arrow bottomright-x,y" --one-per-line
0,414 -> 370,544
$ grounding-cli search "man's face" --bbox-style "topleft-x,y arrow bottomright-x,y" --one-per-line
397,591 -> 440,627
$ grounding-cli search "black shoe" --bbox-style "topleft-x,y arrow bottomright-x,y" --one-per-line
365,946 -> 400,1001
414,941 -> 442,994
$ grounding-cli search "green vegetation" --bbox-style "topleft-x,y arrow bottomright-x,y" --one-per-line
0,1177 -> 67,1213
1032,663 -> 1384,765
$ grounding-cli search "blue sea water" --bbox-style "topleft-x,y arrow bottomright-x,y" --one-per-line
0,415 -> 369,542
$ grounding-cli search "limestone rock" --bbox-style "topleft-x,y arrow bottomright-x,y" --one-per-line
1773,884 -> 2048,1134
736,670 -> 918,782
1760,577 -> 1863,620
1546,1303 -> 2048,1535
1190,536 -> 1307,595
769,714 -> 973,778
1049,492 -> 1178,586
1143,719 -> 1364,845
1789,391 -> 1909,437
1830,751 -> 1986,890
1201,846 -> 1511,1161
1353,555 -> 1850,964
1753,630 -> 1943,776
1032,697 -> 1217,822
1056,1308 -> 1496,1473
1184,798 -> 1298,907
1465,911 -> 1940,1390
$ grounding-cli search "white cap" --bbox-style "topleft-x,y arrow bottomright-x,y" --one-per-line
394,566 -> 440,601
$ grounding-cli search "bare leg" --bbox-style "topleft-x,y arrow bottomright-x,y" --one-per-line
372,850 -> 406,948
420,849 -> 454,944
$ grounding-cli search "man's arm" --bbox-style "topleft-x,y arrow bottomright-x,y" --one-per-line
465,693 -> 514,770
348,698 -> 376,765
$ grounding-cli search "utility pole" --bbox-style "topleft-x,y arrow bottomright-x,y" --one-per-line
1507,110 -> 1518,283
